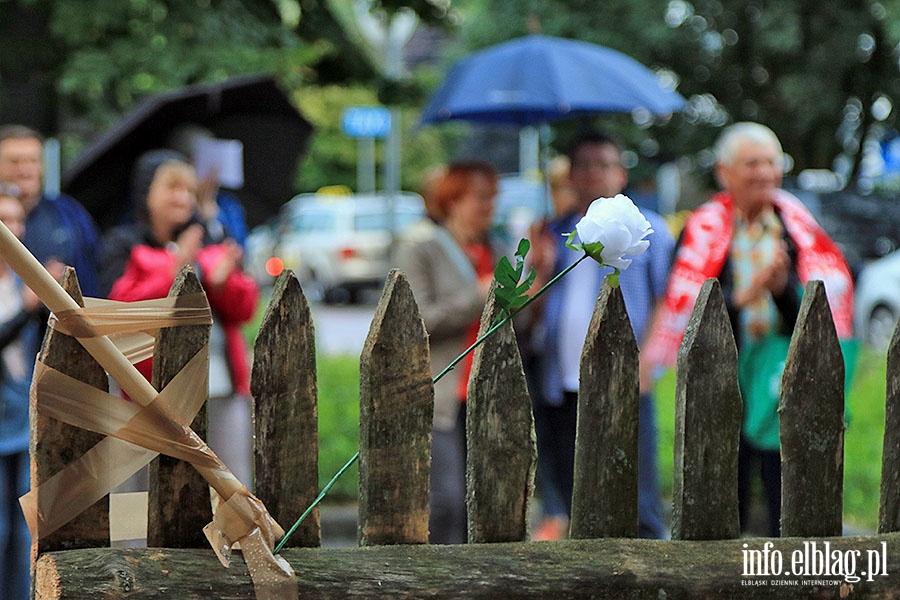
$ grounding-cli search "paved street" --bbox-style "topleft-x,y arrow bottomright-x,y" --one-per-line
310,300 -> 378,357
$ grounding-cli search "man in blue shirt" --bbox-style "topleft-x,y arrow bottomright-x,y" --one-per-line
0,125 -> 100,297
531,130 -> 674,540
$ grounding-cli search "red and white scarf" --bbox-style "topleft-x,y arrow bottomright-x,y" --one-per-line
645,189 -> 854,367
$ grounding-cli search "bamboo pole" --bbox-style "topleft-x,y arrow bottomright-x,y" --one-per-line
0,221 -> 243,502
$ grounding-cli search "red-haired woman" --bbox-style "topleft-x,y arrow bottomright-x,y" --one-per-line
397,160 -> 505,544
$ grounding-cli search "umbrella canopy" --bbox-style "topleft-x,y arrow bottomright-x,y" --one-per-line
420,35 -> 686,126
63,74 -> 314,230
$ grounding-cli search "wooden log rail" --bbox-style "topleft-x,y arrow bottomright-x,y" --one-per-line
35,533 -> 900,599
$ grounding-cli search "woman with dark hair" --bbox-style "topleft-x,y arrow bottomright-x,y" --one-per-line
100,150 -> 258,486
397,160 -> 504,544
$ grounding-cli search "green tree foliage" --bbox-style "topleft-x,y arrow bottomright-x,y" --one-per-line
661,0 -> 900,178
293,84 -> 452,193
453,0 -> 900,183
0,0 -> 448,133
51,0 -> 321,131
0,0 -> 331,165
0,0 -> 455,192
294,85 -> 380,192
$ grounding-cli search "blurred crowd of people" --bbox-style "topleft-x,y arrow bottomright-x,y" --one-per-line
0,118 -> 860,595
404,121 -> 856,545
0,123 -> 257,599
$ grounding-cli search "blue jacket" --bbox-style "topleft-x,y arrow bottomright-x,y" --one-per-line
0,282 -> 42,455
24,193 -> 101,297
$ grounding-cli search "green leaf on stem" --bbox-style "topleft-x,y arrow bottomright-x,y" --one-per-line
514,238 -> 530,270
565,230 -> 605,264
515,269 -> 536,295
493,237 -> 537,320
495,256 -> 520,289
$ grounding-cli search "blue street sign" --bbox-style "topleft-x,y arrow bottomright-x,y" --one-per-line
342,106 -> 392,139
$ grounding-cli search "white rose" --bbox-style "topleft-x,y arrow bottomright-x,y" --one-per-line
571,194 -> 653,270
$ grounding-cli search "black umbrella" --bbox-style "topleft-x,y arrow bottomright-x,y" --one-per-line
63,74 -> 314,230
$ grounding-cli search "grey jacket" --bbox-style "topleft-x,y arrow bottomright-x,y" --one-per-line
396,220 -> 499,431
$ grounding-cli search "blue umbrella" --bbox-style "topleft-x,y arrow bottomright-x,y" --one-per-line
421,34 -> 686,126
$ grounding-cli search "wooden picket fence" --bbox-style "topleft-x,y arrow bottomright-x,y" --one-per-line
30,268 -> 900,598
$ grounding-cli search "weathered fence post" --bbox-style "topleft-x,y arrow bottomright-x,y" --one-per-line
879,318 -> 900,532
466,288 -> 535,543
781,280 -> 845,538
358,270 -> 433,546
252,270 -> 320,547
672,278 -> 741,540
147,268 -> 212,548
571,282 -> 639,539
30,268 -> 109,557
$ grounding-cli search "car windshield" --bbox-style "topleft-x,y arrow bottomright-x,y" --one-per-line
289,211 -> 338,232
355,208 -> 422,232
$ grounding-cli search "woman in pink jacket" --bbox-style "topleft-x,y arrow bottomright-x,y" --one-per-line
100,149 -> 258,486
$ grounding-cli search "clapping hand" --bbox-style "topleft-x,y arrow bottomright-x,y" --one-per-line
173,224 -> 205,269
208,239 -> 243,289
734,244 -> 791,308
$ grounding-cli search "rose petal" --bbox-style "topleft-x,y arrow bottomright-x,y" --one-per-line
598,222 -> 633,258
623,238 -> 651,257
606,256 -> 633,270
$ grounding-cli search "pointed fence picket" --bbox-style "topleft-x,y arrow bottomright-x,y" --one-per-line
880,320 -> 900,533
251,271 -> 320,548
570,282 -> 639,539
780,281 -> 846,538
30,269 -> 900,598
147,269 -> 212,548
358,271 -> 432,546
30,268 -> 110,558
672,278 -> 741,541
466,285 -> 535,544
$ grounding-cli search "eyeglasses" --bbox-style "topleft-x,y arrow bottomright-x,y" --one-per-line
571,160 -> 623,172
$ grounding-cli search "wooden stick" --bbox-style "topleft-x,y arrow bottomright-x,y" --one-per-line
0,221 -> 242,501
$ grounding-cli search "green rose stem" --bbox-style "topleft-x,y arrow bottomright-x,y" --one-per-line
273,253 -> 591,553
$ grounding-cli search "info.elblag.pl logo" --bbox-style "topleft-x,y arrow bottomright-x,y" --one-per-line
741,541 -> 889,585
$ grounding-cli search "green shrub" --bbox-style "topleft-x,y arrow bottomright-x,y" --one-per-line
843,347 -> 886,531
316,354 -> 361,501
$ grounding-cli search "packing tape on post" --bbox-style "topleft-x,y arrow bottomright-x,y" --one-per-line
20,291 -> 297,598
